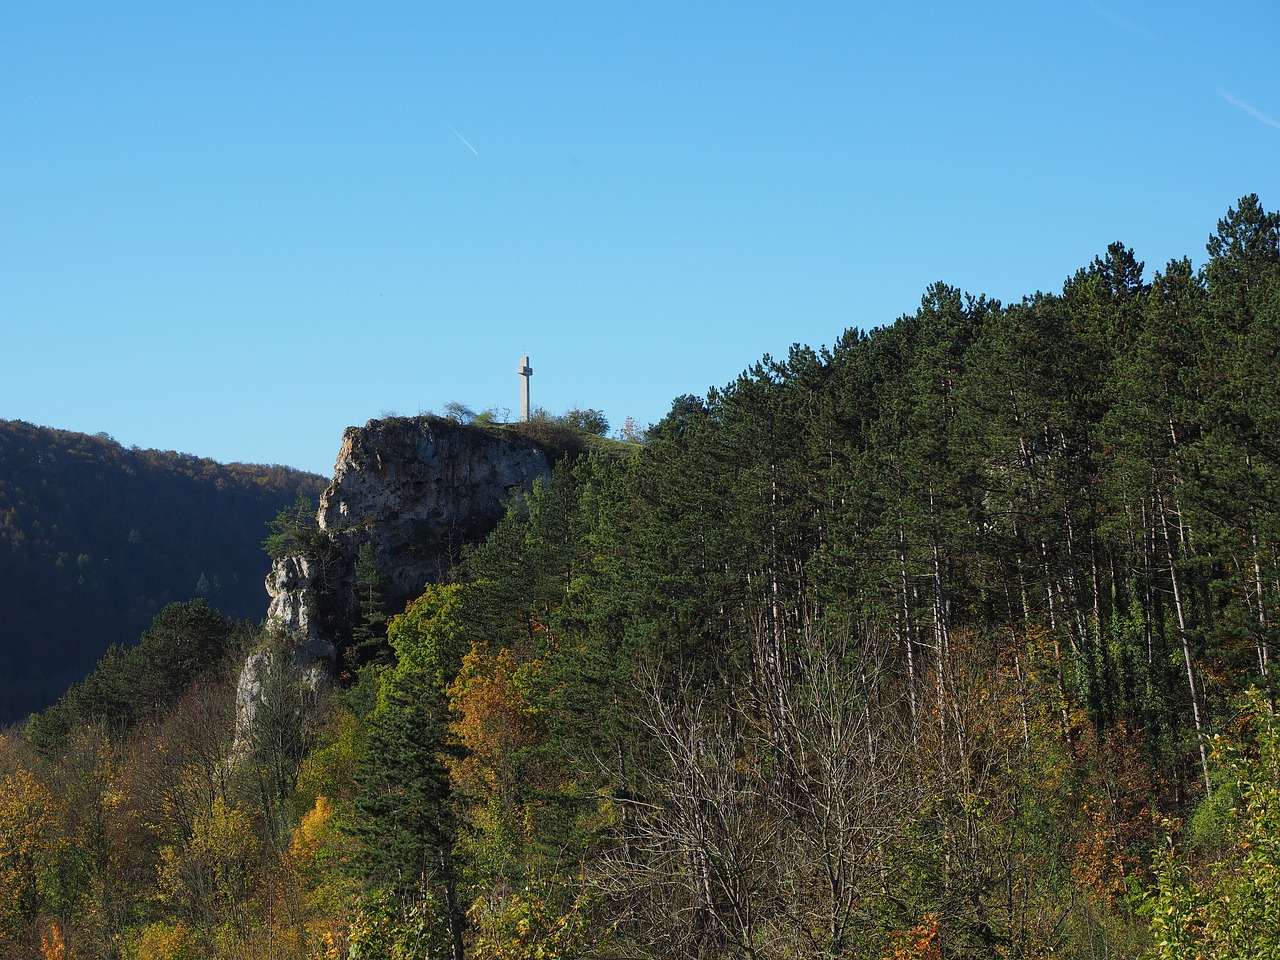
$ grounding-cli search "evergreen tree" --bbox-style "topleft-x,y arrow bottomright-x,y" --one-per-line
350,540 -> 388,657
353,584 -> 468,960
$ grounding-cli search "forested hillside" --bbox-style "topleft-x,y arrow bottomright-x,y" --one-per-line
3,195 -> 1279,959
0,422 -> 326,721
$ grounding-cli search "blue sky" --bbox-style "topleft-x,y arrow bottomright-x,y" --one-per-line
2,2 -> 1277,477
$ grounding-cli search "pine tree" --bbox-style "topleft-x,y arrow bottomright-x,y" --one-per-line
353,585 -> 468,960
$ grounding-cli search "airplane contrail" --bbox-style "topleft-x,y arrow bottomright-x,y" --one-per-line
1218,89 -> 1280,132
1085,0 -> 1280,136
448,124 -> 480,156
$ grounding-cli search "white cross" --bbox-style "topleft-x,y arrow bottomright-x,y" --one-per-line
517,354 -> 533,422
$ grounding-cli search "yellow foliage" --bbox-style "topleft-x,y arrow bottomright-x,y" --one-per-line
295,708 -> 365,809
156,797 -> 260,924
288,793 -> 359,923
0,765 -> 66,941
291,794 -> 335,865
312,925 -> 346,960
468,874 -> 596,960
131,921 -> 199,960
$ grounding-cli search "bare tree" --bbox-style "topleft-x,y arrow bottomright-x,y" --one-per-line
599,620 -> 915,959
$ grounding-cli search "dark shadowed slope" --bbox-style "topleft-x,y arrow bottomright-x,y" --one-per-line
0,420 -> 327,722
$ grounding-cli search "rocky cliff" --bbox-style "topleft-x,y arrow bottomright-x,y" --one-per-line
236,415 -> 554,740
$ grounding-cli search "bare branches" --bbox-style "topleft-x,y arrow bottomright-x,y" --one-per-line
600,621 -> 915,959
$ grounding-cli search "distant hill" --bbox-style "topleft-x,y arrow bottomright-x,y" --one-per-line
0,420 -> 328,723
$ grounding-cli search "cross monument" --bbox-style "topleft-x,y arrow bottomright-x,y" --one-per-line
517,354 -> 533,422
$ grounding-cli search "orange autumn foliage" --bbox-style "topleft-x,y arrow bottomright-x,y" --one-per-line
882,914 -> 942,960
40,922 -> 76,960
448,644 -> 543,806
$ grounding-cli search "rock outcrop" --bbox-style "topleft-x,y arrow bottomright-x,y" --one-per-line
269,415 -> 552,645
236,415 -> 553,744
317,415 -> 553,601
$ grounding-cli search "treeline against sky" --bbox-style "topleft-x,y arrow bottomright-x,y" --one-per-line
0,422 -> 326,721
3,195 -> 1280,958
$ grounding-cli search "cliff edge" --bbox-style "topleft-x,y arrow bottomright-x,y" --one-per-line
237,415 -> 553,740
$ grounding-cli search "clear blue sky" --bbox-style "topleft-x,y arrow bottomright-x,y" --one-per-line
2,2 -> 1276,477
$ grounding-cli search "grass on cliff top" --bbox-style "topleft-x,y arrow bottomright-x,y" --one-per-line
488,417 -> 639,461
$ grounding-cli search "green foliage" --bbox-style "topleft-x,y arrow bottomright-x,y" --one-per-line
559,407 -> 610,436
353,585 -> 468,956
472,407 -> 505,425
27,599 -> 240,754
347,887 -> 455,960
351,540 -> 388,655
343,661 -> 384,718
383,584 -> 470,693
262,491 -> 328,560
1145,691 -> 1280,960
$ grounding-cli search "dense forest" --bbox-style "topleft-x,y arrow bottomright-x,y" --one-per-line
0,422 -> 327,721
3,195 -> 1280,959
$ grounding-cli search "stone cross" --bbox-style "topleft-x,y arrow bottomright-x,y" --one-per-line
517,354 -> 533,422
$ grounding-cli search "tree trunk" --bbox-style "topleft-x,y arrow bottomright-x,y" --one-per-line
1156,488 -> 1212,794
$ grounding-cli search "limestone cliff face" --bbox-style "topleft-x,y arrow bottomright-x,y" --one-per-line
265,554 -> 323,641
237,415 -> 552,743
266,415 -> 551,646
317,415 -> 552,600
